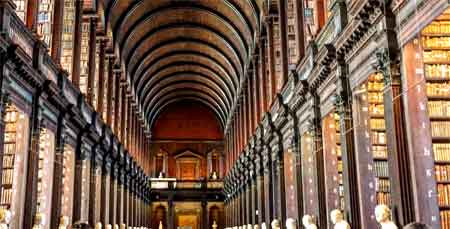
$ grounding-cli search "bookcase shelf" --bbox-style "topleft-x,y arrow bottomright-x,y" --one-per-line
422,11 -> 450,227
367,73 -> 391,205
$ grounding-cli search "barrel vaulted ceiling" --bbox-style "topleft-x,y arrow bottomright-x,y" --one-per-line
98,0 -> 262,132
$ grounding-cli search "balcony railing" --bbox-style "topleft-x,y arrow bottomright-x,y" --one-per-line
149,178 -> 224,190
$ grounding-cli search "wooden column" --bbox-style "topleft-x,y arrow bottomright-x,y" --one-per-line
89,157 -> 102,226
255,150 -> 265,226
71,0 -> 83,87
293,0 -> 306,60
247,77 -> 254,134
259,37 -> 268,114
253,58 -> 261,126
266,19 -> 277,105
202,200 -> 208,229
87,17 -> 97,105
312,92 -> 327,228
109,164 -> 118,226
50,115 -> 66,229
243,94 -> 248,146
116,170 -> 124,225
378,9 -> 415,226
120,85 -> 127,142
101,158 -> 112,225
25,0 -> 38,31
50,0 -> 64,63
113,70 -> 121,134
106,56 -> 115,126
97,39 -> 106,113
263,146 -> 273,225
277,0 -> 289,86
23,92 -> 42,229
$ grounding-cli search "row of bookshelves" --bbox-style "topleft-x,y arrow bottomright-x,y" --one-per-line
427,83 -> 450,97
429,101 -> 450,117
374,161 -> 389,178
371,132 -> 387,145
423,37 -> 450,49
422,21 -> 450,34
438,184 -> 450,206
0,189 -> 12,206
369,104 -> 384,116
375,178 -> 390,193
2,155 -> 14,168
431,122 -> 450,138
425,64 -> 450,79
377,192 -> 390,206
373,146 -> 388,159
368,92 -> 384,104
436,165 -> 450,182
423,51 -> 450,62
423,10 -> 450,228
440,210 -> 450,229
435,144 -> 450,162
370,119 -> 386,129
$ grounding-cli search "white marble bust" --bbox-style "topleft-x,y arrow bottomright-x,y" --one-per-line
58,216 -> 70,229
330,209 -> 350,229
286,218 -> 297,229
105,224 -> 112,229
375,205 -> 398,229
261,222 -> 266,229
95,222 -> 103,229
271,219 -> 280,229
120,224 -> 126,229
32,213 -> 45,229
302,215 -> 318,229
0,209 -> 11,229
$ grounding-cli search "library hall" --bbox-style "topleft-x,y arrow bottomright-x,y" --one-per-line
0,0 -> 448,228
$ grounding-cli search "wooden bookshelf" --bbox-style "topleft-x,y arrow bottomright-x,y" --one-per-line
366,73 -> 391,205
422,8 -> 450,228
0,105 -> 19,209
334,114 -> 345,210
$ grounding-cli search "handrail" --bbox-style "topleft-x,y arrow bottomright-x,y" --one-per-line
149,179 -> 224,190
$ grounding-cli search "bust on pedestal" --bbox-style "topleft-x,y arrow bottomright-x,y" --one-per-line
302,215 -> 318,229
32,213 -> 45,229
212,221 -> 218,229
114,224 -> 119,229
58,216 -> 70,229
120,224 -> 126,229
106,224 -> 112,229
286,218 -> 297,229
254,224 -> 259,229
261,222 -> 266,229
0,209 -> 11,229
375,205 -> 398,229
330,209 -> 350,229
271,219 -> 280,229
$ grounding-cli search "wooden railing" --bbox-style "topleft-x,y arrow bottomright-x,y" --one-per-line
149,178 -> 224,190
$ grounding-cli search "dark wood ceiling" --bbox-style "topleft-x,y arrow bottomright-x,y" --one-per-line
99,0 -> 261,130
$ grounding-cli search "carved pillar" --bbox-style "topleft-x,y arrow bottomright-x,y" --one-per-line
123,176 -> 129,226
89,154 -> 103,226
50,115 -> 66,229
101,157 -> 112,225
255,149 -> 265,226
72,137 -> 92,225
250,155 -> 257,226
109,163 -> 118,226
97,39 -> 106,113
277,0 -> 289,86
312,91 -> 326,228
202,200 -> 208,229
266,18 -> 277,103
71,0 -> 83,87
375,40 -> 415,226
50,0 -> 64,63
116,169 -> 124,225
168,199 -> 174,229
113,69 -> 121,134
86,17 -> 98,105
272,137 -> 286,224
23,92 -> 42,229
262,146 -> 273,225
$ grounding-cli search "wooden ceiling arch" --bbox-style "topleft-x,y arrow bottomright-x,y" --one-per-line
99,0 -> 261,133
